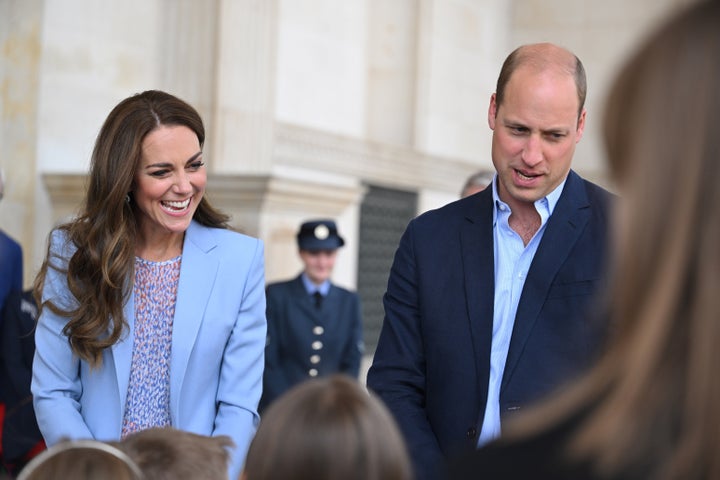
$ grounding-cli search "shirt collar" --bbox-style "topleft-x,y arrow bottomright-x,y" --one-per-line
492,175 -> 567,225
301,273 -> 330,296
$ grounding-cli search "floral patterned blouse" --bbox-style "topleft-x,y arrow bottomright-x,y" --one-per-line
121,255 -> 181,437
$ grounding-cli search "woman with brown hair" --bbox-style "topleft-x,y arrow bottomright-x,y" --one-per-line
448,0 -> 720,478
243,375 -> 411,480
31,90 -> 266,480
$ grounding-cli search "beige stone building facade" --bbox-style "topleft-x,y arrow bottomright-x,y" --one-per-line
1,0 -> 690,337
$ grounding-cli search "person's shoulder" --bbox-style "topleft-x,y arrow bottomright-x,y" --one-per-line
0,229 -> 22,251
569,170 -> 616,201
266,276 -> 300,293
46,227 -> 76,259
411,191 -> 487,229
194,222 -> 263,250
330,283 -> 359,298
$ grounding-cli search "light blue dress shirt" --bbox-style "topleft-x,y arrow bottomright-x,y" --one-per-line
301,273 -> 330,297
477,176 -> 567,446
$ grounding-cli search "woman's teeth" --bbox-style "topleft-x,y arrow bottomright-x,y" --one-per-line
162,199 -> 190,210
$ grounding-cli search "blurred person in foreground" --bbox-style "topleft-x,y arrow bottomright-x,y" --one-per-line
112,427 -> 232,480
368,42 -> 614,479
31,90 -> 266,479
244,375 -> 411,480
448,1 -> 720,478
17,439 -> 143,480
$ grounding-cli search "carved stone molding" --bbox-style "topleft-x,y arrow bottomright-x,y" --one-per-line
274,121 -> 480,192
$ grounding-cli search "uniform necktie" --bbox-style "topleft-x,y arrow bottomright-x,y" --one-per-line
313,291 -> 323,309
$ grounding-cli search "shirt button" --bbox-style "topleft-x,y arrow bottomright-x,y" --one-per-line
310,354 -> 321,364
308,369 -> 318,377
312,341 -> 323,350
313,326 -> 324,335
466,427 -> 477,439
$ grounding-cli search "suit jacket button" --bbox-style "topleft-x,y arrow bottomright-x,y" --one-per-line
466,427 -> 477,439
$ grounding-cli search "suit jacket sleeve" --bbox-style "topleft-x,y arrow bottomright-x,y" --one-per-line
367,219 -> 444,480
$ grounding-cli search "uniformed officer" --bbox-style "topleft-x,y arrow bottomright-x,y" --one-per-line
260,219 -> 363,412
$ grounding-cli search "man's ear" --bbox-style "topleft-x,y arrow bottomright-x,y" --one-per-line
488,93 -> 498,130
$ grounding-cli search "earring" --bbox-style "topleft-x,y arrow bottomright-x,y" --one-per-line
125,194 -> 131,204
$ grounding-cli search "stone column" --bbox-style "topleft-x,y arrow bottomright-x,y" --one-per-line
0,0 -> 43,288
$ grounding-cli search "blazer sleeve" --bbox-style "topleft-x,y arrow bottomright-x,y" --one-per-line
366,220 -> 444,480
212,236 -> 267,480
31,231 -> 94,444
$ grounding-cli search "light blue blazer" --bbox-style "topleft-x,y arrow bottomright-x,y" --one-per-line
32,220 -> 267,479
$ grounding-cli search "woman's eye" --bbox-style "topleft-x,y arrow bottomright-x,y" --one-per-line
189,161 -> 205,170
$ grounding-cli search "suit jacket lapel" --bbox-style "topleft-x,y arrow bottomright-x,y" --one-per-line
171,221 -> 219,415
501,171 -> 591,390
461,190 -> 495,399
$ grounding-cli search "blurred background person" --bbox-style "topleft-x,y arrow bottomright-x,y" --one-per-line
31,90 -> 266,480
112,427 -> 232,480
447,1 -> 720,478
0,169 -> 25,477
460,169 -> 495,198
0,169 -> 23,322
244,374 -> 411,480
260,219 -> 363,412
0,289 -> 45,477
17,439 -> 143,480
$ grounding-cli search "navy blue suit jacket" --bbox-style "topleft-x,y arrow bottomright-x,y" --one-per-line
260,275 -> 363,411
367,170 -> 613,480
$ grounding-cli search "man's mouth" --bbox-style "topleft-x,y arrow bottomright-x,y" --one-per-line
516,169 -> 540,181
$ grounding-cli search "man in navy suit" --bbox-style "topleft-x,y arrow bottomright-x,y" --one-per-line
367,43 -> 614,480
260,219 -> 363,411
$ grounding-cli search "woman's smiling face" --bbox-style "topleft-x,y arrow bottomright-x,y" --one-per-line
132,125 -> 206,240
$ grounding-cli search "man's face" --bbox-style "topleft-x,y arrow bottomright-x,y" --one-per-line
488,66 -> 585,211
300,249 -> 338,285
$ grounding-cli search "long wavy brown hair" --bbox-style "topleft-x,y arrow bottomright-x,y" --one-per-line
501,1 -> 720,478
34,90 -> 230,367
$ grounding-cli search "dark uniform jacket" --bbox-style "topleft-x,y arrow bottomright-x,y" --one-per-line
1,289 -> 44,472
260,275 -> 363,411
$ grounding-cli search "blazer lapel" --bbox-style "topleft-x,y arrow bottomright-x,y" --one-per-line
170,221 -> 219,415
461,190 -> 495,398
501,171 -> 591,390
